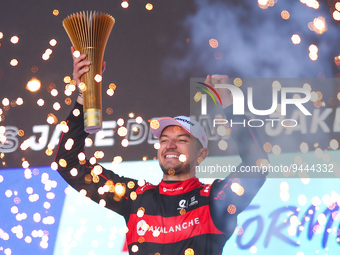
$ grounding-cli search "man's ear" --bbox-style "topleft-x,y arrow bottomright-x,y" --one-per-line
197,148 -> 209,164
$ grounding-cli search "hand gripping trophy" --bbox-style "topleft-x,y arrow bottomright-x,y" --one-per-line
63,11 -> 115,133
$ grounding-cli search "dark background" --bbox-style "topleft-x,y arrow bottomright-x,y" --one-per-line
1,0 -> 340,168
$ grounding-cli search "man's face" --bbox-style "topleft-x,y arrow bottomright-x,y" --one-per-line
157,125 -> 202,177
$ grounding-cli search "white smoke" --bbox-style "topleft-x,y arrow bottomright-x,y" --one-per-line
162,0 -> 339,79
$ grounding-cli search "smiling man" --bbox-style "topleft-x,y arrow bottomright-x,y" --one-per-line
55,48 -> 268,255
155,116 -> 209,181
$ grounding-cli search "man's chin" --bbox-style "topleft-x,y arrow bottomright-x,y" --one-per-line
160,163 -> 191,176
161,166 -> 177,172
160,163 -> 179,172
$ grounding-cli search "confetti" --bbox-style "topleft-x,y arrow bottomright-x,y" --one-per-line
145,3 -> 153,11
135,116 -> 143,124
150,120 -> 160,130
193,91 -> 202,102
117,126 -> 128,137
10,59 -> 18,66
10,36 -> 19,44
121,0 -> 129,9
168,168 -> 175,175
209,38 -> 219,48
52,9 -> 59,16
179,154 -> 187,162
281,10 -> 290,20
26,78 -> 41,92
49,39 -> 57,46
94,74 -> 102,82
291,34 -> 301,44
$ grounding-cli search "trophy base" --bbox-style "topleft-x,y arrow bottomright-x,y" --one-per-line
84,108 -> 102,134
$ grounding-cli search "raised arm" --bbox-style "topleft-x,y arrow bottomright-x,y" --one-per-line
205,75 -> 269,234
55,48 -> 135,216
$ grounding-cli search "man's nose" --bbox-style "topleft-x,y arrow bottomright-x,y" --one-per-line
166,139 -> 177,149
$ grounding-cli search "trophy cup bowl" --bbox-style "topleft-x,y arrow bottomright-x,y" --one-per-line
63,11 -> 115,133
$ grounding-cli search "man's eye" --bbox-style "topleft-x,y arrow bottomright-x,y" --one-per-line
160,140 -> 167,143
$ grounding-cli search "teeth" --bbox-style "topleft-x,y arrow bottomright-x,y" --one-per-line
165,155 -> 178,159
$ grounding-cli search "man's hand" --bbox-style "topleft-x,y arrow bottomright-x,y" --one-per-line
204,74 -> 233,109
71,46 -> 106,105
72,46 -> 91,86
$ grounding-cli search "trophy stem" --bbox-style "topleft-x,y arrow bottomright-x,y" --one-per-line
81,47 -> 103,133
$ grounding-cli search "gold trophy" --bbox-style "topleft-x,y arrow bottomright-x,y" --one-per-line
63,11 -> 115,133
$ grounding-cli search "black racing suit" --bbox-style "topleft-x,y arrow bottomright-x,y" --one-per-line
55,102 -> 268,255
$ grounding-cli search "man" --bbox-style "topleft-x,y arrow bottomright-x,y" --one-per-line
55,47 -> 268,255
